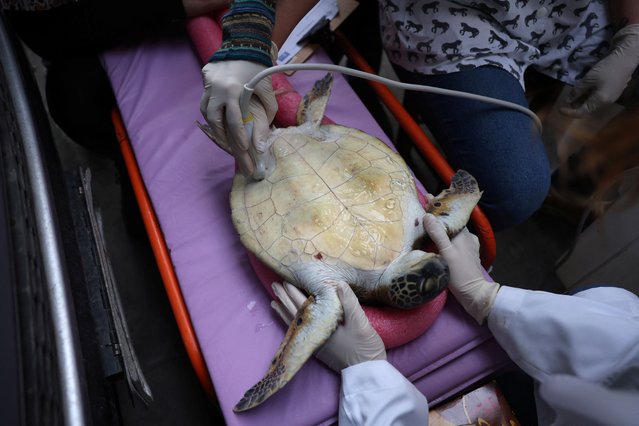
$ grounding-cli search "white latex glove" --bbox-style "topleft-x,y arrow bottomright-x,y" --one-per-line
200,59 -> 278,178
561,24 -> 639,117
271,281 -> 386,372
423,213 -> 499,325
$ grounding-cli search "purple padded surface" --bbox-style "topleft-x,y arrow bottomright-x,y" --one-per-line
101,29 -> 510,425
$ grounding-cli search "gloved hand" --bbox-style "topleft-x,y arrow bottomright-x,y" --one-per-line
271,281 -> 386,372
560,24 -> 639,117
422,213 -> 500,325
200,58 -> 278,178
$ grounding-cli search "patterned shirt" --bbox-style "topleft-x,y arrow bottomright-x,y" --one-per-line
1,0 -> 75,11
379,0 -> 613,88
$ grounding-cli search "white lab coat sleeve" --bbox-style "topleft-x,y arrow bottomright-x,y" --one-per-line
486,286 -> 639,425
486,286 -> 639,384
537,374 -> 639,425
339,359 -> 429,426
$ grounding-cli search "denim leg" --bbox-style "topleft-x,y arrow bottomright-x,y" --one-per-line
396,65 -> 551,231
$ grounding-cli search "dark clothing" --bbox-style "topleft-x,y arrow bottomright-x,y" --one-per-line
4,0 -> 188,236
396,65 -> 551,231
4,0 -> 186,157
1,0 -> 73,12
5,0 -> 186,60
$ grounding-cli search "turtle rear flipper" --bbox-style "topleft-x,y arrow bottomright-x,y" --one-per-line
427,170 -> 483,237
233,283 -> 342,412
296,73 -> 333,127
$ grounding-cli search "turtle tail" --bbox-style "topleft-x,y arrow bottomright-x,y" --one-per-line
233,285 -> 342,412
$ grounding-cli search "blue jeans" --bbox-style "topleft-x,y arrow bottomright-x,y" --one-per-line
395,65 -> 551,231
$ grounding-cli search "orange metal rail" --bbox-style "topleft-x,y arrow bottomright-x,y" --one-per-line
111,109 -> 217,402
333,29 -> 497,267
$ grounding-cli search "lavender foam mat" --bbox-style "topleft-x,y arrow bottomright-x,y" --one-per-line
101,28 -> 510,425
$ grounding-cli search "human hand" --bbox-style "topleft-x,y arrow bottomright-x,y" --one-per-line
560,24 -> 639,117
200,59 -> 278,178
422,213 -> 499,324
271,281 -> 386,372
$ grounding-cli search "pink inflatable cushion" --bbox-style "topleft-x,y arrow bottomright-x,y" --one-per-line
187,16 -> 446,348
252,255 -> 448,349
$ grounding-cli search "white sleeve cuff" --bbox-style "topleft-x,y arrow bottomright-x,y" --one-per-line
487,286 -> 528,330
340,360 -> 429,426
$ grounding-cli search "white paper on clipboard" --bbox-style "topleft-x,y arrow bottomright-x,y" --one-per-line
276,0 -> 339,65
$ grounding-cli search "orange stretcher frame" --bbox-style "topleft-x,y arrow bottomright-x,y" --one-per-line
111,109 -> 217,403
333,29 -> 497,268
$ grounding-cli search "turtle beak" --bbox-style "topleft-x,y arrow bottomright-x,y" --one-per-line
387,255 -> 449,309
419,257 -> 449,301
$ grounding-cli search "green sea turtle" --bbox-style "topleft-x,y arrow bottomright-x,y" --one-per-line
200,74 -> 482,412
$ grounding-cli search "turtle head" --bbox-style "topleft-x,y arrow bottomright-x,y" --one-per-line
378,250 -> 449,309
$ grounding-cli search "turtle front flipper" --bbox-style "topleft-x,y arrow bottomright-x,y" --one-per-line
427,170 -> 483,237
233,283 -> 342,412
